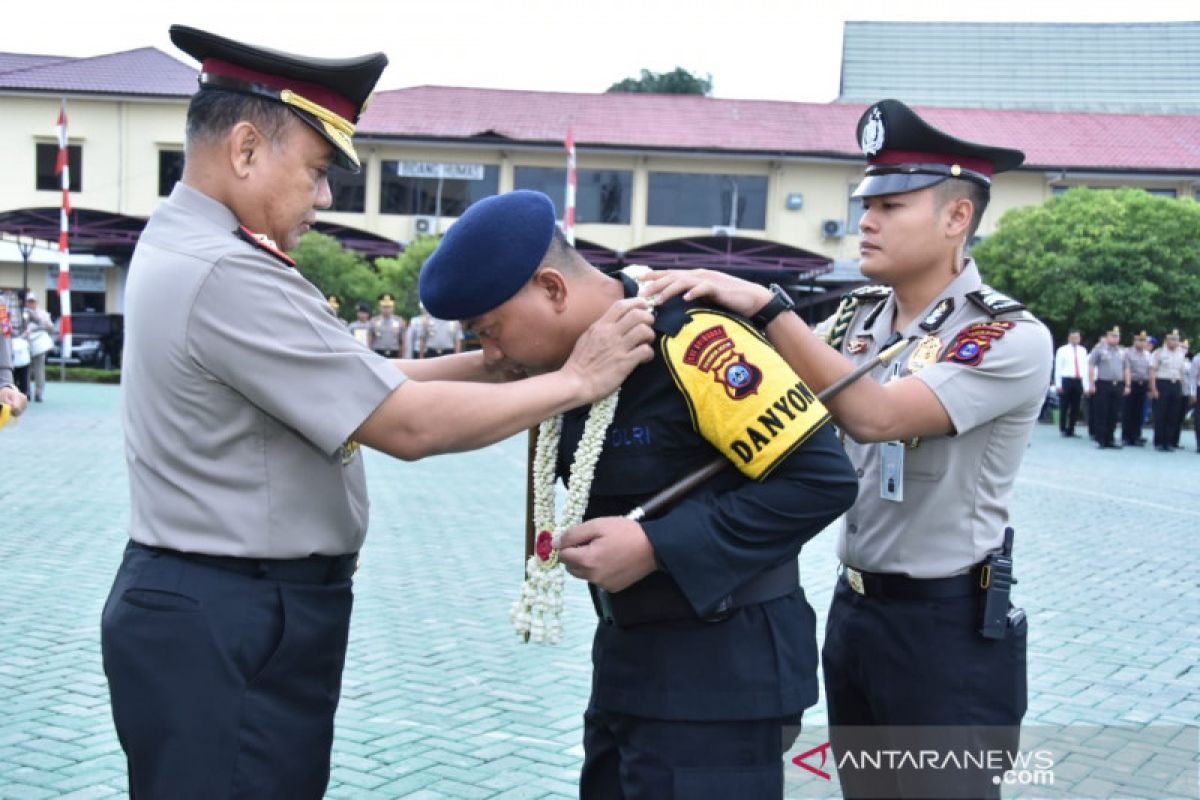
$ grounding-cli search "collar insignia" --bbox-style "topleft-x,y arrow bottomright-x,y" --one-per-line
236,226 -> 296,267
920,298 -> 955,332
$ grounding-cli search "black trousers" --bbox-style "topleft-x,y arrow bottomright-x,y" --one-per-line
1122,380 -> 1148,444
1092,380 -> 1122,446
823,579 -> 1027,799
581,708 -> 801,799
1154,381 -> 1183,448
101,543 -> 354,799
1059,377 -> 1083,434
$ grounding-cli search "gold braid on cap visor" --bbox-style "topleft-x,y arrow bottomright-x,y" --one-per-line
280,89 -> 359,168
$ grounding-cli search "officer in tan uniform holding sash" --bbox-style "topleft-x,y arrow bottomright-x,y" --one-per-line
643,99 -> 1052,797
101,26 -> 653,799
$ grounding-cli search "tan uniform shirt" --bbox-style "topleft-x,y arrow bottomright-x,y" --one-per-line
820,261 -> 1052,578
1089,343 -> 1124,382
1125,348 -> 1151,381
122,183 -> 406,558
0,301 -> 12,387
369,315 -> 404,352
1152,348 -> 1188,382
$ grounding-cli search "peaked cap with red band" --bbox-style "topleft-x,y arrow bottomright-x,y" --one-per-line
853,99 -> 1024,199
170,24 -> 387,172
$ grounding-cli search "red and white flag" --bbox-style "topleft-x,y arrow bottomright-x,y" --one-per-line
563,127 -> 576,246
55,99 -> 72,357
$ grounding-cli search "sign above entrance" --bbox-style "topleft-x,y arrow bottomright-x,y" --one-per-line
394,161 -> 486,180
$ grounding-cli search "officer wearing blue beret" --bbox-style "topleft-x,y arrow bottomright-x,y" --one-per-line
102,28 -> 653,799
643,99 -> 1052,796
421,190 -> 859,798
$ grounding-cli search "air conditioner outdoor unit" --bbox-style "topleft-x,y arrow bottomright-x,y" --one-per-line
821,219 -> 846,239
711,225 -> 736,237
413,215 -> 438,236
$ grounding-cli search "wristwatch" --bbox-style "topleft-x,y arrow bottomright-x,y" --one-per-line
750,283 -> 795,328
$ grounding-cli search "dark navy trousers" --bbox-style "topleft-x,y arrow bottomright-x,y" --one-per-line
101,543 -> 354,799
823,579 -> 1027,799
580,708 -> 801,799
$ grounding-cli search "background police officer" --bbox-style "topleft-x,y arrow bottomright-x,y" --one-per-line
101,27 -> 653,799
369,292 -> 405,357
1122,331 -> 1152,446
643,99 -> 1051,797
0,297 -> 28,417
1150,330 -> 1187,451
1088,326 -> 1124,448
420,191 -> 858,799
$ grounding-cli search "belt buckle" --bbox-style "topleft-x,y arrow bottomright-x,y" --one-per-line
846,567 -> 866,595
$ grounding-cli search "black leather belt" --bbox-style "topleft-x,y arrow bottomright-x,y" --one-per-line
591,560 -> 799,628
840,564 -> 980,600
130,541 -> 357,584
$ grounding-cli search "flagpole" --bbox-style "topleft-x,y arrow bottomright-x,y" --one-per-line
56,98 -> 72,380
563,126 -> 576,246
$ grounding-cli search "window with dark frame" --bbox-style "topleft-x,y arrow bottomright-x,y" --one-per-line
646,172 -> 767,229
379,163 -> 499,216
158,151 -> 185,197
513,167 -> 633,224
36,143 -> 81,192
328,165 -> 367,212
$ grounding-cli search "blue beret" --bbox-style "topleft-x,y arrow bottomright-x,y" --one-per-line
419,190 -> 557,320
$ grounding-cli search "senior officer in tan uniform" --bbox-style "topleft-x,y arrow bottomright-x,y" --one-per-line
643,99 -> 1051,798
101,26 -> 653,800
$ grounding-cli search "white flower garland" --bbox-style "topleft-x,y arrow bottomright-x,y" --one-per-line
511,390 -> 620,644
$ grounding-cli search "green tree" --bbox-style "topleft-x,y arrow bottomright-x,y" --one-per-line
973,188 -> 1200,344
607,67 -> 712,96
291,232 -> 386,319
374,234 -> 442,319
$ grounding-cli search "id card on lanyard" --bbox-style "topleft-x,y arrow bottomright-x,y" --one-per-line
880,349 -> 905,503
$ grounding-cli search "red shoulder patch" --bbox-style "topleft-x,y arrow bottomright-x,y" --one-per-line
236,226 -> 296,267
943,321 -> 1015,367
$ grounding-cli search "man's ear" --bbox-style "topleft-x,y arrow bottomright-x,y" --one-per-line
942,195 -> 974,240
228,121 -> 261,179
533,268 -> 570,310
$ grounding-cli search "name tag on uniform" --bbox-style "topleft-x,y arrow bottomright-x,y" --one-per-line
880,441 -> 905,502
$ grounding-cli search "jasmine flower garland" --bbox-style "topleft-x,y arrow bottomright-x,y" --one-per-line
511,389 -> 620,644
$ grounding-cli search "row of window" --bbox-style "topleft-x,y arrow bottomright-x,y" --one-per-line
34,145 -> 1195,232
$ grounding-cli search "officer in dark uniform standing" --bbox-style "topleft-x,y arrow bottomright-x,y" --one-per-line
102,28 -> 654,800
643,100 -> 1051,797
1122,331 -> 1152,446
1088,325 -> 1124,448
420,191 -> 859,799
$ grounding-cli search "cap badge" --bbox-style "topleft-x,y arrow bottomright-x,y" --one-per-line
860,107 -> 885,158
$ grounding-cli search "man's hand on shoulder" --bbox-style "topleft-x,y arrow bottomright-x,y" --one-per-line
557,517 -> 657,593
561,298 -> 655,403
0,385 -> 28,417
638,269 -> 772,318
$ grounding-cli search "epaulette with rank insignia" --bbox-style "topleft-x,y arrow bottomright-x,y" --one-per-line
235,226 -> 297,268
966,285 -> 1024,318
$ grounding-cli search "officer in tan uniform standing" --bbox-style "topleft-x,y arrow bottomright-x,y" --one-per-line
101,25 -> 654,800
369,292 -> 405,358
0,298 -> 29,417
1150,329 -> 1187,451
1088,326 -> 1125,448
643,99 -> 1051,797
1122,331 -> 1152,446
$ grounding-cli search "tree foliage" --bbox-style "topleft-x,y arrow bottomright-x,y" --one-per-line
374,235 -> 442,319
607,67 -> 712,96
290,232 -> 385,320
973,188 -> 1200,344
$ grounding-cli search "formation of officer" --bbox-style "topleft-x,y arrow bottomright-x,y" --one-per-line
1088,325 -> 1124,448
101,26 -> 653,799
369,292 -> 405,357
347,300 -> 372,347
407,303 -> 463,358
419,190 -> 858,799
643,99 -> 1050,797
1054,329 -> 1089,437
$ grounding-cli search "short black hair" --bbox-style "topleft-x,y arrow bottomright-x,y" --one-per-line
934,177 -> 990,240
185,88 -> 294,150
541,226 -> 586,274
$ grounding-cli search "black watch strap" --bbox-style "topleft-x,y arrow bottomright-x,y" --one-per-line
751,283 -> 795,328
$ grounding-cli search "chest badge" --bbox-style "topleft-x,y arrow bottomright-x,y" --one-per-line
847,338 -> 870,355
907,335 -> 942,373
